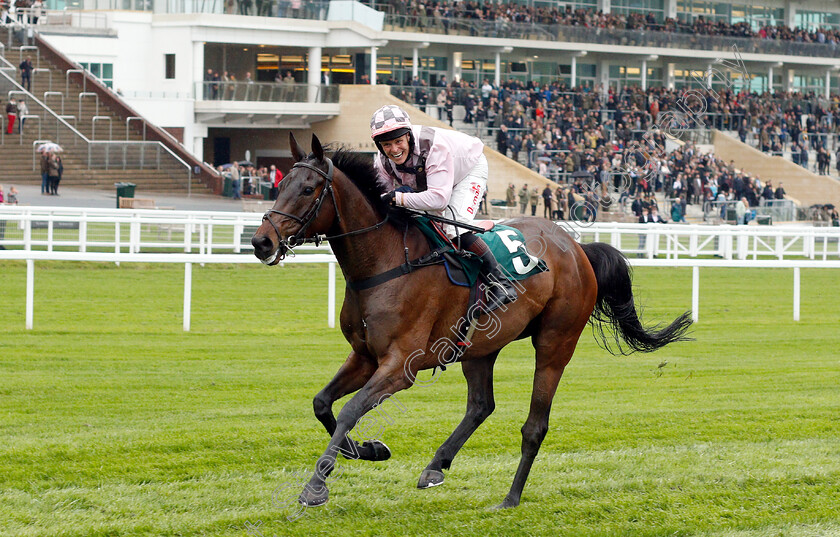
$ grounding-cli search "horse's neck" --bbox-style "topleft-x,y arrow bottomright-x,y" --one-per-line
327,175 -> 415,283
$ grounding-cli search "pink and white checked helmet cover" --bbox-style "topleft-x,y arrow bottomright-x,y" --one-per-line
370,105 -> 413,140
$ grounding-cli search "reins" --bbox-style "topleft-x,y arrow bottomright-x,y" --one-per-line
261,158 -> 389,257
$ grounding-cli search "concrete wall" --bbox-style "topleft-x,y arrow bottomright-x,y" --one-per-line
713,130 -> 840,208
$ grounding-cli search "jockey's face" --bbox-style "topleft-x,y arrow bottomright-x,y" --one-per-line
380,134 -> 410,166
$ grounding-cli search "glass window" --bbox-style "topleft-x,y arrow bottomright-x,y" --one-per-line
796,10 -> 840,31
612,0 -> 665,19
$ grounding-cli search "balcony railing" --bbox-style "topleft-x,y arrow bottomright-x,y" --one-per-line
195,81 -> 339,103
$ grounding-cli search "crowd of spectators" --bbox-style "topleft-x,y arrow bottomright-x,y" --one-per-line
381,0 -> 840,47
393,77 -> 840,186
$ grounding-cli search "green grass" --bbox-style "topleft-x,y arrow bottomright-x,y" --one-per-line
1,262 -> 839,537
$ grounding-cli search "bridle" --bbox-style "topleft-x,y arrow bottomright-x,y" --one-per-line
261,158 -> 389,260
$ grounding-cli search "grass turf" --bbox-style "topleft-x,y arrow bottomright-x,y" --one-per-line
0,261 -> 839,537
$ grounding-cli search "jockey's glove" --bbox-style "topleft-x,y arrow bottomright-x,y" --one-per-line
381,185 -> 414,206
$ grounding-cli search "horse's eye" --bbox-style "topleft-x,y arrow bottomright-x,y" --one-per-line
302,187 -> 315,196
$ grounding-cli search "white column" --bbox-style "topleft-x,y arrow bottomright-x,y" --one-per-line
598,0 -> 611,14
826,69 -> 831,99
370,46 -> 378,85
784,68 -> 794,92
193,41 -> 204,100
570,55 -> 577,88
666,63 -> 675,89
707,63 -> 713,88
784,0 -> 796,28
451,51 -> 462,83
598,59 -> 610,96
495,52 -> 502,86
641,59 -> 647,91
412,47 -> 420,79
664,0 -> 677,19
308,46 -> 322,103
192,137 -> 204,163
768,66 -> 774,93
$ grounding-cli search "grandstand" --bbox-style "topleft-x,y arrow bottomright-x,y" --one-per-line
1,0 -> 839,222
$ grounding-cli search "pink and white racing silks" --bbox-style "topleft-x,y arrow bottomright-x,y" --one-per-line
374,125 -> 485,213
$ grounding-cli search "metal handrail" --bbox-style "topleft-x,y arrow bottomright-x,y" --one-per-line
32,67 -> 51,92
78,91 -> 98,120
43,90 -> 63,115
126,116 -> 146,141
92,115 -> 112,140
65,68 -> 86,96
0,68 -> 192,188
19,114 -> 40,142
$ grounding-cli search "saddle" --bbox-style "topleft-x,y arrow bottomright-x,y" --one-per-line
345,214 -> 548,358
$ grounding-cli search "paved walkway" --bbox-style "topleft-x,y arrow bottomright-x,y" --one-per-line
4,184 -> 246,212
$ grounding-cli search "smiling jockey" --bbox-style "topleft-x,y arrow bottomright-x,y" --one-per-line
371,104 -> 518,307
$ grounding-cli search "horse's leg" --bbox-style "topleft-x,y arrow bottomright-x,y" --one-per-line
418,352 -> 499,489
312,351 -> 390,461
496,338 -> 577,509
299,359 -> 413,507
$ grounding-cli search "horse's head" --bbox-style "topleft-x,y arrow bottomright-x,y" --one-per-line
251,133 -> 338,265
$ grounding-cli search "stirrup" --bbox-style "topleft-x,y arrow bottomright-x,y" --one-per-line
485,280 -> 517,308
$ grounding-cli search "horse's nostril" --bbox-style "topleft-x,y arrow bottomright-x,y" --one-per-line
251,234 -> 273,255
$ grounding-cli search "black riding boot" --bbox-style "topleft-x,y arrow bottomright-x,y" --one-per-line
461,234 -> 518,308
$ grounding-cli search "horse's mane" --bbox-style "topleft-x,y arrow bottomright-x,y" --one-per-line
328,147 -> 393,219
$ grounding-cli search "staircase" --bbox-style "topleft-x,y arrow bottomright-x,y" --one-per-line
0,29 -> 211,194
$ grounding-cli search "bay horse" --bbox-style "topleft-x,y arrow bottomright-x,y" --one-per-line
251,133 -> 692,510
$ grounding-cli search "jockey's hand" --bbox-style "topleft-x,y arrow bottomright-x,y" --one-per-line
381,186 -> 413,206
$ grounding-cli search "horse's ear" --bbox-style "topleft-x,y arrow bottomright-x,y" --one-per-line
289,132 -> 306,162
311,134 -> 324,162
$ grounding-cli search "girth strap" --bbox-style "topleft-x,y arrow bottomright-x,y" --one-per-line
346,246 -> 449,292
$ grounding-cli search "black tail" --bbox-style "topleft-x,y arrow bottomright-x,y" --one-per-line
581,242 -> 693,355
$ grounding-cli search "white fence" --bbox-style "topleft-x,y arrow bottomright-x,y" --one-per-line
2,206 -> 840,330
1,206 -> 839,260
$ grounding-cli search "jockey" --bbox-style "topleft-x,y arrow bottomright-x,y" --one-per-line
370,104 -> 517,307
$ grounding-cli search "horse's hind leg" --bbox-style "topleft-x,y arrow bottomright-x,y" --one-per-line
313,351 -> 390,461
497,338 -> 578,509
418,352 -> 499,489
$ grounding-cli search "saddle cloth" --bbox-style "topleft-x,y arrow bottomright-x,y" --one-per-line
412,216 -> 548,288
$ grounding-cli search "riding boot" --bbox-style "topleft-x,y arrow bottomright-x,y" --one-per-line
463,235 -> 518,308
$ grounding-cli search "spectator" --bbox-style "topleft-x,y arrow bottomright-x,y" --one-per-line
16,98 -> 28,133
530,187 -> 539,216
19,57 -> 32,92
40,150 -> 50,195
268,164 -> 282,200
541,185 -> 553,219
505,182 -> 516,207
5,98 -> 17,134
48,152 -> 63,195
517,183 -> 529,215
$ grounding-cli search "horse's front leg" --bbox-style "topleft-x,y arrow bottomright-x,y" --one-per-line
300,359 -> 413,507
312,350 -> 390,461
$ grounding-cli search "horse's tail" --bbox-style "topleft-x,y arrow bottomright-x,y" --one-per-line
581,242 -> 693,355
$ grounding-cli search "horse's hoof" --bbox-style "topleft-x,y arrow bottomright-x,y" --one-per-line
299,486 -> 329,507
417,469 -> 445,489
353,440 -> 391,461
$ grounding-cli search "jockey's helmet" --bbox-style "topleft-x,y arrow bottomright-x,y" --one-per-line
370,105 -> 415,156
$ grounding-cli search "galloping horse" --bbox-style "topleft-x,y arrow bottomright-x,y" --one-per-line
251,133 -> 692,509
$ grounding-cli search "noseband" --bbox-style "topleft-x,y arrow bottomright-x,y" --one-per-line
261,158 -> 389,260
